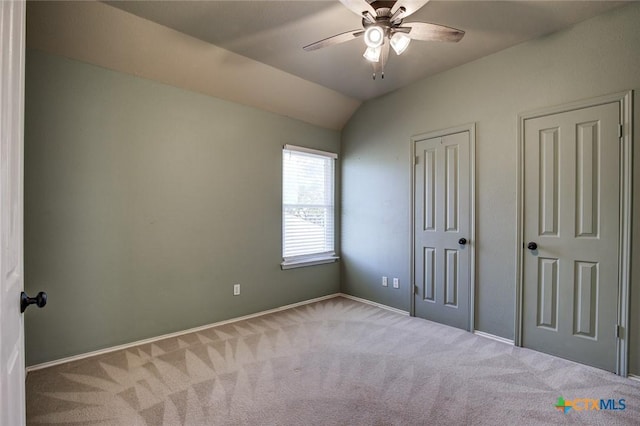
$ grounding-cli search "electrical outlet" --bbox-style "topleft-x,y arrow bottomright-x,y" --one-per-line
393,278 -> 399,289
233,284 -> 240,296
382,276 -> 388,287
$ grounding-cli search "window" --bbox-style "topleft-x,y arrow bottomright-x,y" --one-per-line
282,145 -> 338,269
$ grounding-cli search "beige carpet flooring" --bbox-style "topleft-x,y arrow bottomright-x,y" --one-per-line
26,296 -> 640,425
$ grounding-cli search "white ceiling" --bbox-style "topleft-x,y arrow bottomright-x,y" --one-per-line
106,0 -> 627,101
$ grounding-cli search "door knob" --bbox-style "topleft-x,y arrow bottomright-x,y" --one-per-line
20,291 -> 47,313
458,238 -> 467,245
527,242 -> 538,250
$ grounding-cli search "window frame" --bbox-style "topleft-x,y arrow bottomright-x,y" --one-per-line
281,144 -> 339,270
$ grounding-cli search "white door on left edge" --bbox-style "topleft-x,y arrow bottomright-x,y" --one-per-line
414,131 -> 471,330
0,1 -> 26,424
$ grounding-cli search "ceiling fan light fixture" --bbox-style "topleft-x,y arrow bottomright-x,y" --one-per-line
364,25 -> 384,48
363,46 -> 382,62
390,32 -> 411,55
303,0 -> 465,79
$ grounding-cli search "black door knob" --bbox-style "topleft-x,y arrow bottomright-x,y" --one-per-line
458,238 -> 467,245
527,242 -> 538,250
21,291 -> 47,313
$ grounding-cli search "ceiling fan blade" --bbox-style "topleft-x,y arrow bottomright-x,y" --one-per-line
339,0 -> 376,18
403,22 -> 465,42
303,29 -> 364,51
391,0 -> 430,19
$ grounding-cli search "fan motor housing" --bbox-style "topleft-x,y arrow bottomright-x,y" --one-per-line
362,5 -> 404,34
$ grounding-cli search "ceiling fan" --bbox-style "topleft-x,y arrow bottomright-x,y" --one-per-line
303,0 -> 465,80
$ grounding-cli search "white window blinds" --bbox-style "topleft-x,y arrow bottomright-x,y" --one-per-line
282,145 -> 336,264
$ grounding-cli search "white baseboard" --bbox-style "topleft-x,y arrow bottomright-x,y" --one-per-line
473,330 -> 515,345
26,293 -> 342,373
628,374 -> 640,383
338,293 -> 410,316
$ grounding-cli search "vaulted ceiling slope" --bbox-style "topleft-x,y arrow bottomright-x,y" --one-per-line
105,1 -> 627,100
28,1 -> 627,130
26,1 -> 360,130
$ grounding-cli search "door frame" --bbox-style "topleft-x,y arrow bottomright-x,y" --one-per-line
410,122 -> 476,332
515,91 -> 633,376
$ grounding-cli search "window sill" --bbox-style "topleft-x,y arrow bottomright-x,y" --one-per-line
281,255 -> 340,270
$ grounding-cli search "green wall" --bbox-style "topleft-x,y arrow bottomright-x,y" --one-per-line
24,50 -> 340,366
341,3 -> 640,374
